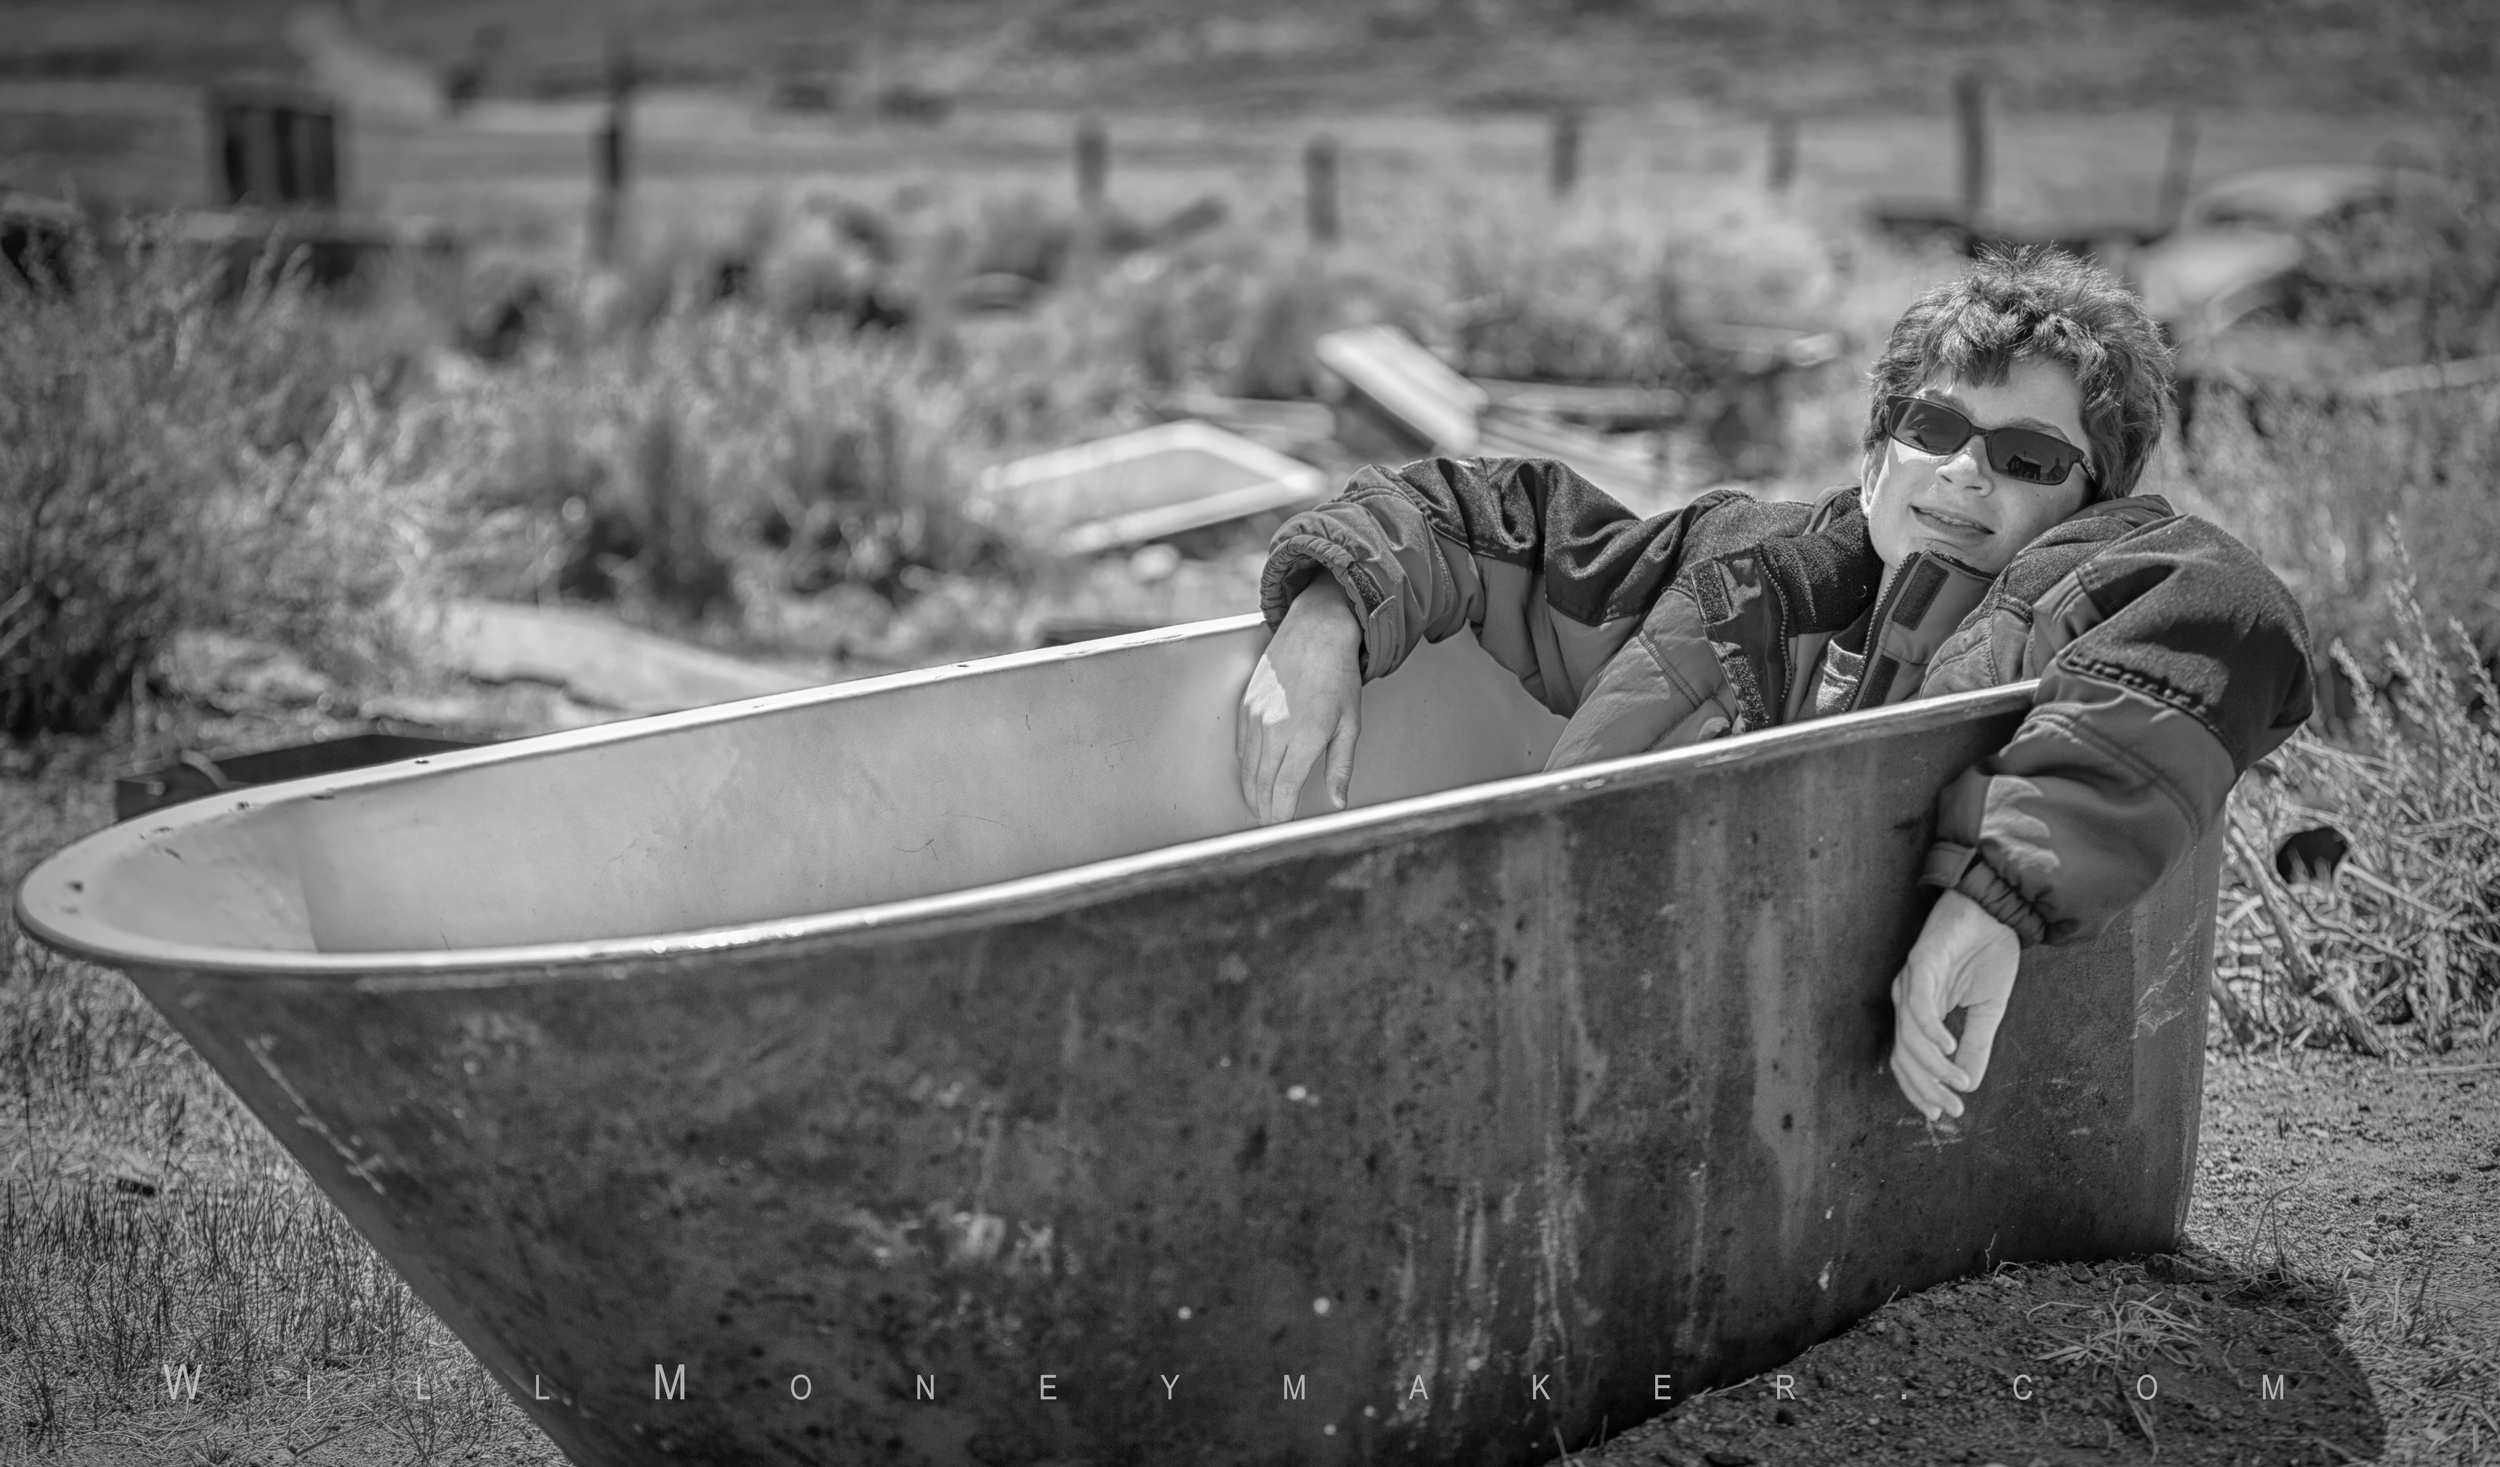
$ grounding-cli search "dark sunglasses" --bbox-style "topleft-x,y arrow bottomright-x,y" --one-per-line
1884,396 -> 2093,491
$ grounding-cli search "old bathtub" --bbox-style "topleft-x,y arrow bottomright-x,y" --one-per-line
16,614 -> 2215,1466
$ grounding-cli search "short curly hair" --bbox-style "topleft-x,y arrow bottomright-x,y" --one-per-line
1862,246 -> 2174,501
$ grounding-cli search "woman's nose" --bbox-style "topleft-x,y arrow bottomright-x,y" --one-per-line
1938,440 -> 1994,491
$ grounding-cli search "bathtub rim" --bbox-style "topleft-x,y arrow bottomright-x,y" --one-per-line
16,615 -> 2037,985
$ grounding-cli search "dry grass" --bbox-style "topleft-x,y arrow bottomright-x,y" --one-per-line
0,782 -> 561,1461
0,227 -> 446,738
2212,575 -> 2500,1056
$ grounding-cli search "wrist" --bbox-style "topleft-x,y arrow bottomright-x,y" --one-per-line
1285,575 -> 1362,647
1933,888 -> 2018,946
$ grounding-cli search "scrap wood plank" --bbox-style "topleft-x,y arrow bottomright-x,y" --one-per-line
1313,325 -> 1486,456
1472,377 -> 1685,430
436,600 -> 818,714
979,420 -> 1327,556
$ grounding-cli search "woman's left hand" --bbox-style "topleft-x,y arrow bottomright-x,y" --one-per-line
1887,889 -> 2022,1122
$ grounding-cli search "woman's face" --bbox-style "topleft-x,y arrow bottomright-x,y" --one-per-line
1862,356 -> 2095,577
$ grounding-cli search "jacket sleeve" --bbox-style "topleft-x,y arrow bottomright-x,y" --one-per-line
1921,516 -> 2313,946
1259,456 -> 1762,715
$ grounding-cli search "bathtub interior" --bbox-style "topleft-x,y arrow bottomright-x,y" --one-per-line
66,622 -> 1565,955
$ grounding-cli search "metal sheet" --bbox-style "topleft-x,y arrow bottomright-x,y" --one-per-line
16,616 -> 2214,1466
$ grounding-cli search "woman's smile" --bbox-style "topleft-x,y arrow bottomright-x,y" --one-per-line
1909,502 -> 1992,545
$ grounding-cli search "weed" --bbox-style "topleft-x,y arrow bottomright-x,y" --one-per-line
2215,564 -> 2500,1054
2028,1290 -> 2205,1370
0,224 -> 440,739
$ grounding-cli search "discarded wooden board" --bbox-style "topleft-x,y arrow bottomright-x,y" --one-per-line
1313,324 -> 1487,456
2131,227 -> 2306,336
1315,325 -> 1683,509
1151,390 -> 1339,454
19,617 -> 2217,1466
435,600 -> 818,715
1471,377 -> 1685,432
978,420 -> 1328,555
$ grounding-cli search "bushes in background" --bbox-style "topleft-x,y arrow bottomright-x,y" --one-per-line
0,229 -> 435,739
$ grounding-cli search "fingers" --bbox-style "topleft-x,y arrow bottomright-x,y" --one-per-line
1953,990 -> 2011,1089
1322,705 -> 1360,810
1893,1011 -> 1972,1101
1890,959 -> 1975,1122
1890,1038 -> 1960,1121
1895,955 -> 1974,1090
1260,735 -> 1318,826
1234,699 -> 1259,816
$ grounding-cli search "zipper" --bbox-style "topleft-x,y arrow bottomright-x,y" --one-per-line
1767,554 -> 1794,722
1844,554 -> 1915,715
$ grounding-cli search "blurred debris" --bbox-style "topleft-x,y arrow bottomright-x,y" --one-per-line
1315,325 -> 1684,508
434,600 -> 816,714
1471,377 -> 1684,432
977,421 -> 1326,557
2343,353 -> 2500,398
1149,390 -> 1337,454
159,631 -> 337,711
2133,227 -> 2307,337
2182,163 -> 2434,230
1314,324 -> 1486,456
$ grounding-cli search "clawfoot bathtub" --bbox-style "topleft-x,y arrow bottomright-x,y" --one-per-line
17,615 -> 2213,1466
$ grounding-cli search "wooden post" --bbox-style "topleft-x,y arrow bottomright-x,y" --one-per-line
1075,116 -> 1108,214
2156,106 -> 2199,232
1305,134 -> 1339,246
590,34 -> 636,264
1766,110 -> 1798,194
1549,107 -> 1581,199
1954,68 -> 1987,231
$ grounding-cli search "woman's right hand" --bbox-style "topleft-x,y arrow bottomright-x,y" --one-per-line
1236,577 -> 1365,825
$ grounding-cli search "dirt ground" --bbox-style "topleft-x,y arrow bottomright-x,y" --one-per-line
1581,1051 -> 2500,1467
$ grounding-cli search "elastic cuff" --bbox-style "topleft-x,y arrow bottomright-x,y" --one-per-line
1920,841 -> 2049,948
1259,536 -> 1362,627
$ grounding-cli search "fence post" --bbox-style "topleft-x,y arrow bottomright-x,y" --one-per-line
590,34 -> 636,264
1549,107 -> 1581,199
1075,115 -> 1108,214
1766,110 -> 1797,194
2156,106 -> 2199,232
1954,68 -> 1987,231
1305,134 -> 1339,246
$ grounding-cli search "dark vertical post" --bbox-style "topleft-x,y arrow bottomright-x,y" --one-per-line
591,34 -> 635,264
2156,106 -> 2199,232
1766,110 -> 1798,194
1550,107 -> 1581,199
1954,68 -> 1987,231
1305,134 -> 1339,246
1075,115 -> 1109,214
241,105 -> 283,204
283,106 -> 339,207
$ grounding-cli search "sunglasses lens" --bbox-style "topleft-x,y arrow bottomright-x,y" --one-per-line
1889,399 -> 1969,455
1989,432 -> 2082,487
